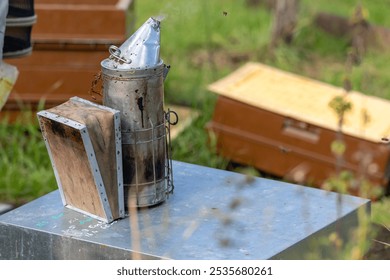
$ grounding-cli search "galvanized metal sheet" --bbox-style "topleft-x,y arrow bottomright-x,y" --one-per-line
0,161 -> 370,260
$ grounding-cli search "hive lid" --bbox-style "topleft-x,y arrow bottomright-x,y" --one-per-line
208,62 -> 390,143
102,17 -> 161,70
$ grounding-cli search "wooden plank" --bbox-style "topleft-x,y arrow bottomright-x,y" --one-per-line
32,2 -> 133,43
2,49 -> 106,113
5,49 -> 108,67
36,0 -> 123,5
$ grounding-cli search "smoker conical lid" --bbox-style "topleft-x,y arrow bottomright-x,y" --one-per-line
102,17 -> 161,70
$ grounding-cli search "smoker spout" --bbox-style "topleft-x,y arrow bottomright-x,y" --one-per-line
105,17 -> 161,70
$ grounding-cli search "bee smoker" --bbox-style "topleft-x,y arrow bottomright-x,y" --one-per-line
101,17 -> 176,208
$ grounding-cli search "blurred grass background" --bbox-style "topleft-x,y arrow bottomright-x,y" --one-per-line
1,0 -> 390,230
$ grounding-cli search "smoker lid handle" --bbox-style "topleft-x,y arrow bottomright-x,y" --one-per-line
108,45 -> 132,65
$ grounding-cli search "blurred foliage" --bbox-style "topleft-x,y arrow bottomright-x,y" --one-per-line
0,112 -> 56,206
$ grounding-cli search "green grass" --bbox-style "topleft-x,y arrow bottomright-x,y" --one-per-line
0,112 -> 56,206
372,197 -> 390,226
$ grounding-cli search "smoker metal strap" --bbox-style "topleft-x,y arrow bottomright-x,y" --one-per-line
123,177 -> 166,188
121,122 -> 166,145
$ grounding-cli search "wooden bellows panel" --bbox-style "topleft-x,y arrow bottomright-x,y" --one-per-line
37,97 -> 123,223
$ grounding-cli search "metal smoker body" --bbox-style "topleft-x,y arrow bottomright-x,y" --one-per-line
101,18 -> 173,207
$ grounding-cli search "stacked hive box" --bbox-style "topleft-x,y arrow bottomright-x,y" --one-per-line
1,0 -> 135,121
207,62 -> 390,196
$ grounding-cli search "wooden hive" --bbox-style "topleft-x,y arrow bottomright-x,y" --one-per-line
207,62 -> 390,196
32,0 -> 133,44
1,0 -> 135,122
37,97 -> 124,222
